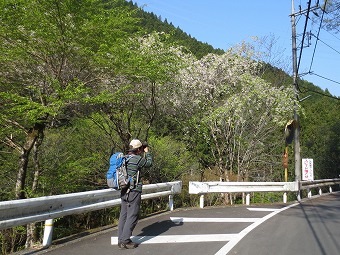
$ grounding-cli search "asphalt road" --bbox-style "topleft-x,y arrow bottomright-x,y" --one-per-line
27,192 -> 340,255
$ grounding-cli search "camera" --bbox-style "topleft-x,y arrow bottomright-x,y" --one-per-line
142,142 -> 148,148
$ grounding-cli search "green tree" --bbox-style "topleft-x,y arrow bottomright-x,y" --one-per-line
300,90 -> 340,179
145,136 -> 200,183
0,0 -> 139,249
0,0 -> 138,199
315,0 -> 340,32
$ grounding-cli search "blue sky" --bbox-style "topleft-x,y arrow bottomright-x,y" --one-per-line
132,0 -> 340,97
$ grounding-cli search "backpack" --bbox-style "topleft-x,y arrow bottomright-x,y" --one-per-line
106,152 -> 132,190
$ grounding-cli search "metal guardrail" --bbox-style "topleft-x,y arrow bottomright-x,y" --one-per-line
300,178 -> 340,189
189,181 -> 298,194
0,181 -> 182,247
189,179 -> 340,208
299,178 -> 340,198
1,179 -> 339,248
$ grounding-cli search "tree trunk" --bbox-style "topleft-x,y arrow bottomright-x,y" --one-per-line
25,131 -> 45,248
15,124 -> 41,199
15,150 -> 31,200
25,223 -> 36,249
32,131 -> 44,192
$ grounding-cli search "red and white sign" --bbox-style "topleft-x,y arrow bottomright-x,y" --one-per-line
302,158 -> 314,181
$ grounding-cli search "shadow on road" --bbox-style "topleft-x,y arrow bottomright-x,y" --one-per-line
134,219 -> 183,243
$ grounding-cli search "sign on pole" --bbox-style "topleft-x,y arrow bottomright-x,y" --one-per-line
302,158 -> 314,181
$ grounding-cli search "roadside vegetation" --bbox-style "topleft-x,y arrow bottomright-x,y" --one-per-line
0,0 -> 339,253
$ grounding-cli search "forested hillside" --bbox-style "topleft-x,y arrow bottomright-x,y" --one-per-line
126,1 -> 224,58
0,0 -> 339,253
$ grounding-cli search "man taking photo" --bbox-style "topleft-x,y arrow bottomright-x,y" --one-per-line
118,139 -> 153,249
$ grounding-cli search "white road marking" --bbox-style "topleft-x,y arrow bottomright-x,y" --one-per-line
170,217 -> 260,223
215,203 -> 299,255
111,204 -> 298,251
111,234 -> 238,245
247,208 -> 281,212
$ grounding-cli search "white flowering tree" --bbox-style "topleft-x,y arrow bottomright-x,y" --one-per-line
91,32 -> 187,151
202,74 -> 296,182
169,42 -> 298,182
170,43 -> 261,116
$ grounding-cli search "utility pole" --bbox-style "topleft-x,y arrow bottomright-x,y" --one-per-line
291,0 -> 301,200
291,0 -> 301,181
290,0 -> 320,200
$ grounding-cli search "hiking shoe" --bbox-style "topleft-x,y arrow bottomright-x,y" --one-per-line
120,241 -> 138,249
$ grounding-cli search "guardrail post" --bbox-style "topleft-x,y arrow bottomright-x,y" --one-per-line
283,192 -> 287,203
200,194 -> 204,208
329,186 -> 333,193
42,219 -> 54,247
246,193 -> 250,205
169,195 -> 174,211
297,181 -> 301,201
319,188 -> 322,195
307,188 -> 312,198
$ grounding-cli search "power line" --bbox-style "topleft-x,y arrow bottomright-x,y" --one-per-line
324,28 -> 340,42
296,0 -> 340,99
310,33 -> 340,55
308,0 -> 327,72
309,72 -> 340,85
297,0 -> 312,74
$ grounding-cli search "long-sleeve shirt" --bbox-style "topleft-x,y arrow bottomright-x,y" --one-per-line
126,152 -> 152,192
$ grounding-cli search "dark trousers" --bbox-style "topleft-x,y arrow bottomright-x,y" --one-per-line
118,191 -> 141,244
